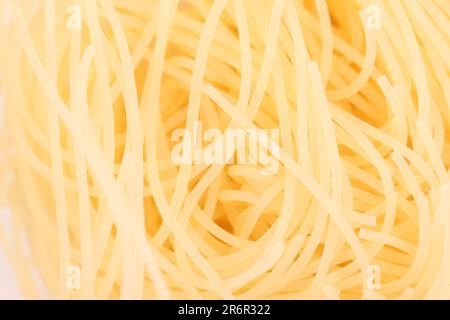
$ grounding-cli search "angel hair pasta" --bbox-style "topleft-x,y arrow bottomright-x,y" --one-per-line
0,0 -> 450,300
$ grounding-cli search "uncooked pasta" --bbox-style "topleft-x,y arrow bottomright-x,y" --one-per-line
0,0 -> 449,300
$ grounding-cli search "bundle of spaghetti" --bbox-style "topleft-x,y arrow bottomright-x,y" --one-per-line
0,0 -> 449,300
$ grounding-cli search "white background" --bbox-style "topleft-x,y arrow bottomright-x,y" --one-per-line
0,239 -> 22,299
0,90 -> 23,299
